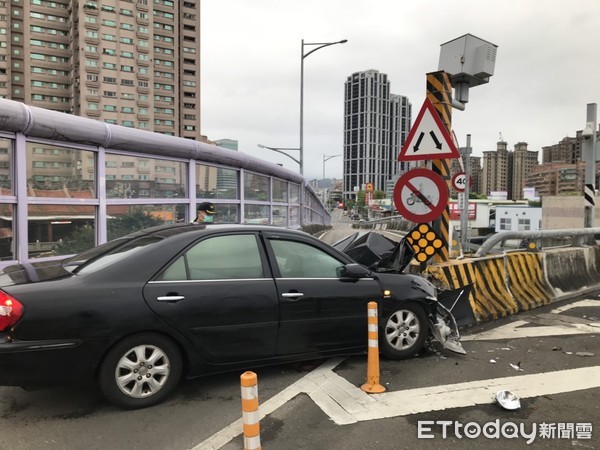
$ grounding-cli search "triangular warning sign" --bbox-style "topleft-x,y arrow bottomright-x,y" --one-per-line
398,98 -> 460,162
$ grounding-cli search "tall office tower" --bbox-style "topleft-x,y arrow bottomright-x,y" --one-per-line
343,70 -> 411,199
0,0 -> 201,140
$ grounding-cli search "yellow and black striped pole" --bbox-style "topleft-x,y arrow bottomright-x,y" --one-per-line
426,71 -> 453,262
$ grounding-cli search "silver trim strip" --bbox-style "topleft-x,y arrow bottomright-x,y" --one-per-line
148,278 -> 270,284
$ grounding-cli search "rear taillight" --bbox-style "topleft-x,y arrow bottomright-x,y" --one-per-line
0,290 -> 23,332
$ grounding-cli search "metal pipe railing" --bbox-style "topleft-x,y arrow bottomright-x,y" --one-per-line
475,228 -> 600,257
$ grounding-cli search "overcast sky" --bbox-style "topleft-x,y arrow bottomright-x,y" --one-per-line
200,0 -> 600,181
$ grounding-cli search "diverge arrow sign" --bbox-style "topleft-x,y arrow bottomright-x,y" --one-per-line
398,98 -> 460,162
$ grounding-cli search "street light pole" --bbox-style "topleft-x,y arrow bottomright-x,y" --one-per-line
322,154 -> 341,206
257,144 -> 301,167
322,154 -> 341,181
300,39 -> 347,176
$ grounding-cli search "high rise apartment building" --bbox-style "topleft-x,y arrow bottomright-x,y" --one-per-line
343,70 -> 411,199
482,140 -> 539,200
542,136 -> 578,164
511,142 -> 539,201
0,0 -> 201,140
482,140 -> 510,197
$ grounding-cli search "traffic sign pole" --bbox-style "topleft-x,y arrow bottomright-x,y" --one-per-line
426,71 -> 453,262
460,134 -> 472,254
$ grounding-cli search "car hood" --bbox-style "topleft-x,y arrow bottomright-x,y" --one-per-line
0,260 -> 71,286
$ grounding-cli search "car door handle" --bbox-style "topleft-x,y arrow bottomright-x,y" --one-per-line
157,295 -> 186,302
281,292 -> 304,302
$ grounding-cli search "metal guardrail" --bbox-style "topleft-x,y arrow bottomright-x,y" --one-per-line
475,227 -> 600,256
350,216 -> 600,257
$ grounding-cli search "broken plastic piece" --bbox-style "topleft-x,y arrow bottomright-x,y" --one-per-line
509,363 -> 524,372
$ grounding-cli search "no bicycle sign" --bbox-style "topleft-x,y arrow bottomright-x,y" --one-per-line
393,168 -> 449,223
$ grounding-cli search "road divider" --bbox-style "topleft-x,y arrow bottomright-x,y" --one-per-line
422,247 -> 600,324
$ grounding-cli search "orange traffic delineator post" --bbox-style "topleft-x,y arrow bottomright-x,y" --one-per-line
361,301 -> 386,394
240,371 -> 261,450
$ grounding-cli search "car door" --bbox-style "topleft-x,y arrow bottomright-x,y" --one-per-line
262,232 -> 381,356
143,232 -> 279,364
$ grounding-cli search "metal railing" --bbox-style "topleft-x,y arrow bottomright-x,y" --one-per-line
475,228 -> 600,256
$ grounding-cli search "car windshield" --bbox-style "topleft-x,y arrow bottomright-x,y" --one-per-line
63,236 -> 163,274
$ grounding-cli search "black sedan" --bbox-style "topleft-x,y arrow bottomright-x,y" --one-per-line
0,224 -> 462,409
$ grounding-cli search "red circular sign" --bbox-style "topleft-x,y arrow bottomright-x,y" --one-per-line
393,168 -> 449,223
452,172 -> 467,192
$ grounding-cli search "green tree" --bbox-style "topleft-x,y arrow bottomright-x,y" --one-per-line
107,207 -> 163,241
374,189 -> 385,200
54,208 -> 164,256
469,192 -> 487,199
54,225 -> 95,255
356,190 -> 366,207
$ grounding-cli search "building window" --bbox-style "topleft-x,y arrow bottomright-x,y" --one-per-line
499,218 -> 511,231
518,218 -> 531,231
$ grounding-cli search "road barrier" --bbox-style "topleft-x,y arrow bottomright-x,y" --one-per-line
361,302 -> 386,394
425,245 -> 600,324
544,247 -> 599,294
240,371 -> 261,450
505,252 -> 554,310
424,256 -> 515,322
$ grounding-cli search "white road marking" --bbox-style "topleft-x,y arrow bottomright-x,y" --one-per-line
463,299 -> 600,341
192,358 -> 345,450
353,366 -> 600,421
194,300 -> 600,449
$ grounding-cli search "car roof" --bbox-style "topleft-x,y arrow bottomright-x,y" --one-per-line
126,223 -> 309,240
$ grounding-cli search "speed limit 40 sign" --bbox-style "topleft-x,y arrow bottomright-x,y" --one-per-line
452,172 -> 471,192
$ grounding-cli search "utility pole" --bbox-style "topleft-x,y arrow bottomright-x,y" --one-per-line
583,103 -> 597,228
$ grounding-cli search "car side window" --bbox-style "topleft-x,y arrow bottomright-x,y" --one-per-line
158,234 -> 264,281
270,239 -> 344,278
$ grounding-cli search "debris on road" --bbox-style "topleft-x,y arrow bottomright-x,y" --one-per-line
495,390 -> 521,410
509,362 -> 524,372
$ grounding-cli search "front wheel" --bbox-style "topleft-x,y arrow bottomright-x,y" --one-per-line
99,333 -> 183,409
380,303 -> 428,360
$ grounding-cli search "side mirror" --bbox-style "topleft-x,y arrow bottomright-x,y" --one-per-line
337,263 -> 371,279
